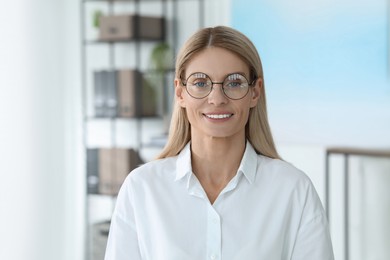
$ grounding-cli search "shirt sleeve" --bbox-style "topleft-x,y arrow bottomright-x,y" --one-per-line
104,177 -> 142,260
291,182 -> 335,260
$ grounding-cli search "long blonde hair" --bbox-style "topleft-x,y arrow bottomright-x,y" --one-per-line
157,26 -> 280,159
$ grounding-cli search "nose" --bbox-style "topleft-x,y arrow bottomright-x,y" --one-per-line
208,83 -> 228,105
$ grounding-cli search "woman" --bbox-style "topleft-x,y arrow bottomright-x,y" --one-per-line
105,26 -> 334,260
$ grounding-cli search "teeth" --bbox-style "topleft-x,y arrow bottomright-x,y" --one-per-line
206,114 -> 232,119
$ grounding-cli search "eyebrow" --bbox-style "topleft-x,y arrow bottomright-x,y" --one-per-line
187,71 -> 249,80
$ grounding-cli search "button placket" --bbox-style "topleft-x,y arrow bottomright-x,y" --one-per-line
206,205 -> 221,260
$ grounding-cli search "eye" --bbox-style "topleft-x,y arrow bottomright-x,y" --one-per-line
193,80 -> 208,88
225,81 -> 242,88
224,74 -> 247,88
187,73 -> 210,88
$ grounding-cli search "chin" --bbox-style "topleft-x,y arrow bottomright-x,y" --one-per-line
206,131 -> 241,140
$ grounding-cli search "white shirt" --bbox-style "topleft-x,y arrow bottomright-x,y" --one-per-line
105,142 -> 334,260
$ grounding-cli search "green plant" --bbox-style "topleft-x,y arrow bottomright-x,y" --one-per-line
150,42 -> 173,73
93,10 -> 103,28
149,42 -> 174,124
149,42 -> 174,92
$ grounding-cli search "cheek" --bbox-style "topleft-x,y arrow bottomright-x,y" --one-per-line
183,99 -> 201,122
237,104 -> 253,125
241,110 -> 251,125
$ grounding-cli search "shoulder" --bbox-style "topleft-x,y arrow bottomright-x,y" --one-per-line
259,155 -> 326,212
257,155 -> 311,187
255,155 -> 321,207
120,156 -> 178,191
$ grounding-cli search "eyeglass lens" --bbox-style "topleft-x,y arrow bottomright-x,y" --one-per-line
185,72 -> 250,100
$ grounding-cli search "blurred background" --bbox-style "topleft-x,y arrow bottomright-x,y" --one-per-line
0,0 -> 389,259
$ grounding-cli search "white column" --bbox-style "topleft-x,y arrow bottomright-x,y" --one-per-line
0,1 -> 84,260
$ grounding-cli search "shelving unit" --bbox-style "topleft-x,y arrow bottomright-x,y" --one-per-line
80,0 -> 205,259
81,1 -> 171,259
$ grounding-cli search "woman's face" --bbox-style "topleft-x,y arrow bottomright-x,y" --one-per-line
175,47 -> 261,141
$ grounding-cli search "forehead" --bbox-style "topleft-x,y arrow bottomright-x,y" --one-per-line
185,47 -> 249,79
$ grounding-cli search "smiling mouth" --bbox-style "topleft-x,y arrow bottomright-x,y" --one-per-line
204,114 -> 233,119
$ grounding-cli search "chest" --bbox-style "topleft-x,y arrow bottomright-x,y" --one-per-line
132,183 -> 301,260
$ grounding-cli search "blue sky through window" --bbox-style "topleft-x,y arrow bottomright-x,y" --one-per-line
232,0 -> 390,147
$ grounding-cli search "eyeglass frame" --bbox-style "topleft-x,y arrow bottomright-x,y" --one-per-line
180,72 -> 258,100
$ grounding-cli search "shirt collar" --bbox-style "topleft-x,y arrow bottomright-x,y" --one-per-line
238,141 -> 258,184
175,141 -> 258,185
175,142 -> 192,183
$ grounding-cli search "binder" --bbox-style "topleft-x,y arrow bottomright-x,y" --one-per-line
94,70 -> 119,117
86,149 -> 99,194
105,70 -> 118,117
118,69 -> 157,118
118,69 -> 142,117
94,71 -> 105,117
98,148 -> 112,195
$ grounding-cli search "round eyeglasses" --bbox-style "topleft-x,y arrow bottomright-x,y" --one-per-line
181,72 -> 256,100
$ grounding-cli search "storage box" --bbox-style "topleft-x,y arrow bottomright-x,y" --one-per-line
99,14 -> 165,41
98,148 -> 144,195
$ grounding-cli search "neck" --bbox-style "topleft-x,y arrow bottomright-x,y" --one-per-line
193,137 -> 244,160
190,136 -> 246,204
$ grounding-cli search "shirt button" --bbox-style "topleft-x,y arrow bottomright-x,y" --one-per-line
213,218 -> 218,224
210,254 -> 217,260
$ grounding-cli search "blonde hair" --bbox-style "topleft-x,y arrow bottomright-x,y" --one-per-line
157,26 -> 280,159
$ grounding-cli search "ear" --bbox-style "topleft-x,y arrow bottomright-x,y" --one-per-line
174,78 -> 186,108
249,78 -> 262,108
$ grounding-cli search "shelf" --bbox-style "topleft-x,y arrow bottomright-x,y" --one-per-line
83,39 -> 165,45
83,0 -> 168,3
88,191 -> 119,197
85,115 -> 163,120
81,0 -> 202,258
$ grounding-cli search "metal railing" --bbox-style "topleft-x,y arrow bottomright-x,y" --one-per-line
325,147 -> 390,260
